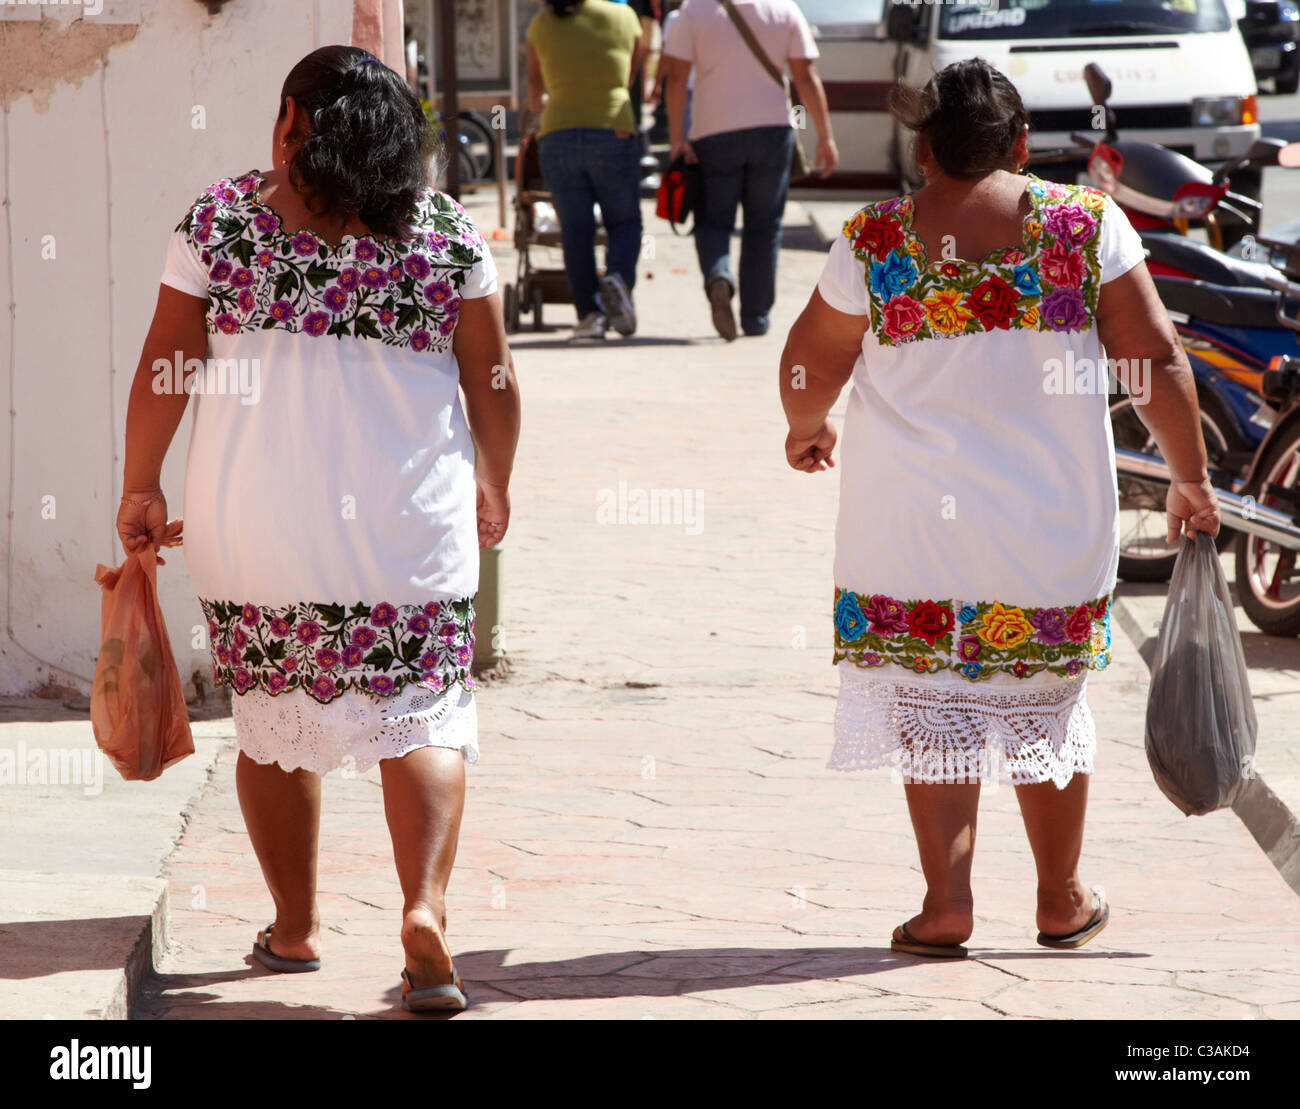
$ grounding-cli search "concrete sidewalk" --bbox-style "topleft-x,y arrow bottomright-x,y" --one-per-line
133,194 -> 1299,1019
5,192 -> 1299,1020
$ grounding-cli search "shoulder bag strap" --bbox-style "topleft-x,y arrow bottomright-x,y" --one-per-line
717,0 -> 786,89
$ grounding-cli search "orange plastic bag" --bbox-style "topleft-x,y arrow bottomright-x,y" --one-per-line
91,547 -> 194,780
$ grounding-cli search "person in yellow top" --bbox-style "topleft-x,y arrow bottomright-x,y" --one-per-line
526,0 -> 646,340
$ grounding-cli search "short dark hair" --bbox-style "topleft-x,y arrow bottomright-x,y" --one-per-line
543,0 -> 585,14
278,45 -> 437,239
890,58 -> 1029,179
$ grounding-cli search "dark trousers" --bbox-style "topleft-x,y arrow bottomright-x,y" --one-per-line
691,125 -> 795,334
538,128 -> 643,320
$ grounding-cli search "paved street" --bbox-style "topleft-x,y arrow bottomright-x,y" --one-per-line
130,192 -> 1300,1020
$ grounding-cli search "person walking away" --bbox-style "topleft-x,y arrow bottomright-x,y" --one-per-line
780,59 -> 1219,956
526,0 -> 646,340
117,46 -> 521,1011
662,0 -> 837,340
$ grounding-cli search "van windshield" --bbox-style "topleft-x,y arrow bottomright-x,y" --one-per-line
938,0 -> 1231,41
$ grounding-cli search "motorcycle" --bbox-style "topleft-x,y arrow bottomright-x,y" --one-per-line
1050,64 -> 1300,631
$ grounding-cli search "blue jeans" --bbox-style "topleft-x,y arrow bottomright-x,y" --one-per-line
537,128 -> 643,319
691,125 -> 794,335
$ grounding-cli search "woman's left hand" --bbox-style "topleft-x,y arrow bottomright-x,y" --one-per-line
785,421 -> 837,473
116,491 -> 184,566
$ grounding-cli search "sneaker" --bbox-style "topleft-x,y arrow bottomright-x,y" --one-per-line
571,312 -> 607,341
598,274 -> 637,337
707,277 -> 737,342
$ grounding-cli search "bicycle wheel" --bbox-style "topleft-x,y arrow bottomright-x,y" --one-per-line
457,112 -> 496,180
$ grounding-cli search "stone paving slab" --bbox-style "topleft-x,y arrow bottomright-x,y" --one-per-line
134,194 -> 1300,1020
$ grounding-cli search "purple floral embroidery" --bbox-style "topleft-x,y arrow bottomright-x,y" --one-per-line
1029,607 -> 1069,645
1040,287 -> 1088,332
178,172 -> 484,351
322,286 -> 350,314
200,597 -> 477,704
1043,203 -> 1097,248
863,594 -> 909,636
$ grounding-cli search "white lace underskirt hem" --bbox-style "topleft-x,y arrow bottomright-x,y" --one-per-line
830,664 -> 1095,788
231,681 -> 478,776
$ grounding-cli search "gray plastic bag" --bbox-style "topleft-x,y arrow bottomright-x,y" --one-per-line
1144,534 -> 1258,815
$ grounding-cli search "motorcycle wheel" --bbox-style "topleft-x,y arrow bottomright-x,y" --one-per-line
1234,422 -> 1300,636
1112,387 -> 1242,582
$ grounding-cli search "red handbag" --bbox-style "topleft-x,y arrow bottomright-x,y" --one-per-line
656,157 -> 700,235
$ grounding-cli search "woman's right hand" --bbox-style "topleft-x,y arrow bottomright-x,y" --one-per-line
785,421 -> 837,473
670,138 -> 697,165
477,478 -> 510,549
1166,477 -> 1221,544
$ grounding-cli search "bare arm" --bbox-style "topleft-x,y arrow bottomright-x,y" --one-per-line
788,57 -> 838,179
118,284 -> 208,557
454,292 -> 521,547
1097,263 -> 1220,539
663,55 -> 693,162
779,288 -> 866,471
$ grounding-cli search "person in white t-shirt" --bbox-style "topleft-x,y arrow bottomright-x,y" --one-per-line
780,59 -> 1219,959
661,0 -> 837,339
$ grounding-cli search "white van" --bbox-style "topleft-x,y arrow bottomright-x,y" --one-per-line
794,0 -> 1260,192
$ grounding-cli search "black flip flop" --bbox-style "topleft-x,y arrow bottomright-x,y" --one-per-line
1037,887 -> 1110,949
890,921 -> 969,959
251,923 -> 321,973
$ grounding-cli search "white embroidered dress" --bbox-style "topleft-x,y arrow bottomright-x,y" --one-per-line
160,171 -> 497,774
815,178 -> 1145,787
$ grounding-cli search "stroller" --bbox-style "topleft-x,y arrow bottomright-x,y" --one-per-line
501,131 -> 606,333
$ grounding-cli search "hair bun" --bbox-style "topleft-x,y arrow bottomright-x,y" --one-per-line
892,58 -> 1028,179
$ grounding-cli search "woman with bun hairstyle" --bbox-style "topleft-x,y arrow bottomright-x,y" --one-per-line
780,59 -> 1218,958
117,45 -> 520,1012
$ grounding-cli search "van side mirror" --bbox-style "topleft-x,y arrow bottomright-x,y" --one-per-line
886,3 -> 920,43
1083,63 -> 1112,106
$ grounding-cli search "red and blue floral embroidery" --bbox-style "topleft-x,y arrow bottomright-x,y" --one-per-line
842,176 -> 1106,347
834,588 -> 1112,681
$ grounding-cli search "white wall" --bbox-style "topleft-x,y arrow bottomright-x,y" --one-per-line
0,0 -> 358,697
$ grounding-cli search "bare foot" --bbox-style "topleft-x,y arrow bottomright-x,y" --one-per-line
401,906 -> 456,990
260,922 -> 321,962
1037,881 -> 1103,936
896,902 -> 973,947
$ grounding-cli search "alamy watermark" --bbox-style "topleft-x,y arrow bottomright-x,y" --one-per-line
1043,353 -> 1150,403
152,352 -> 261,406
596,481 -> 704,535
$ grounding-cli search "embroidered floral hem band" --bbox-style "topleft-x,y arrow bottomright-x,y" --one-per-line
833,589 -> 1112,681
201,597 -> 477,704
